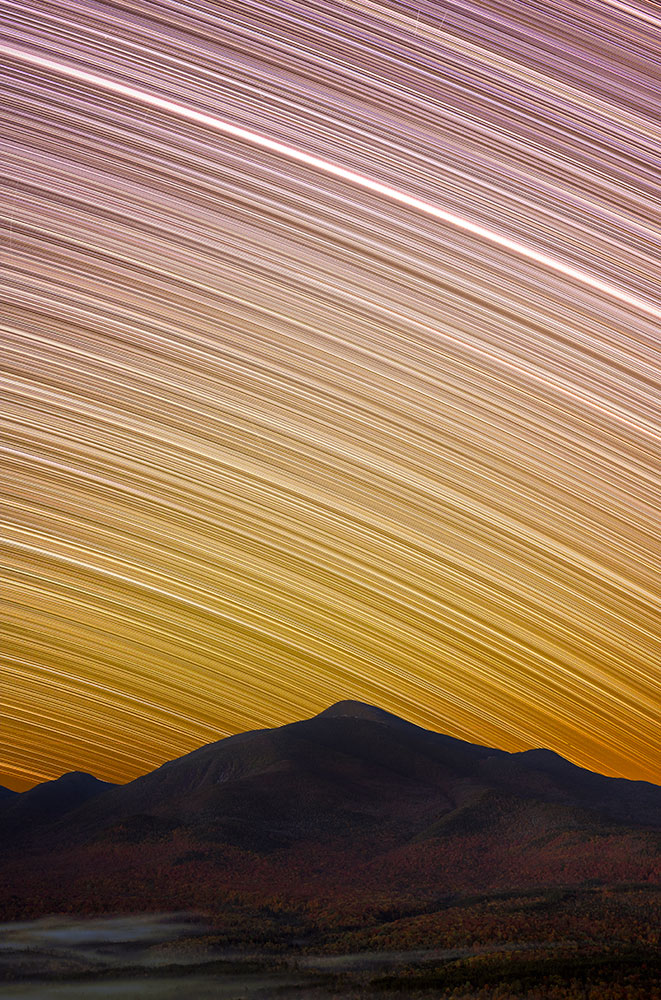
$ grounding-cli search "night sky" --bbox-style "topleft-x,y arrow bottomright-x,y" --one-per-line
2,0 -> 661,791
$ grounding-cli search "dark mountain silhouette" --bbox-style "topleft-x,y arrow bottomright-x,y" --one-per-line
0,785 -> 18,803
1,702 -> 659,919
0,771 -> 116,839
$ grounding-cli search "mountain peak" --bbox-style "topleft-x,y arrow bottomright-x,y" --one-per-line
56,770 -> 104,784
314,700 -> 409,726
317,699 -> 381,715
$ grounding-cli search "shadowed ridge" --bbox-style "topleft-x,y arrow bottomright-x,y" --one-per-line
0,786 -> 19,813
0,770 -> 116,837
514,748 -> 659,787
518,747 -> 572,764
478,746 -> 661,826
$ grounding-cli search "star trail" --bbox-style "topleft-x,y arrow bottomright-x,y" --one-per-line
1,0 -> 660,791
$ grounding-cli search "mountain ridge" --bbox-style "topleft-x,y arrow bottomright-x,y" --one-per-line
11,701 -> 659,795
4,701 -> 660,835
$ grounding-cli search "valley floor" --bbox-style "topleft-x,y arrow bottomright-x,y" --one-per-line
1,907 -> 660,999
